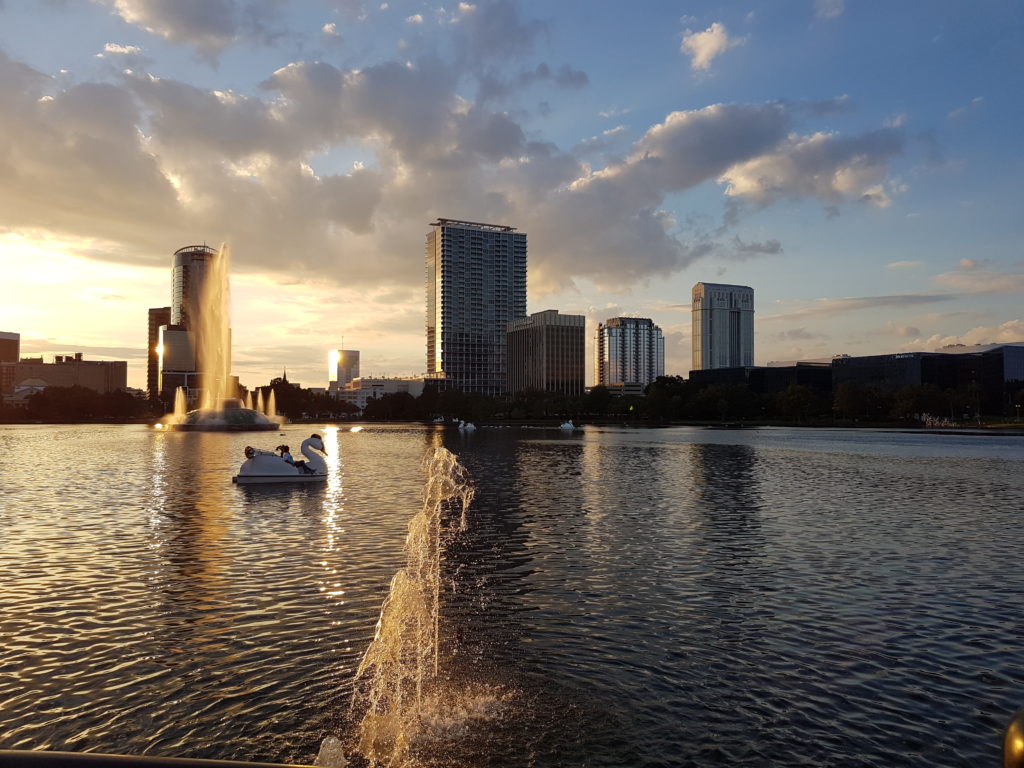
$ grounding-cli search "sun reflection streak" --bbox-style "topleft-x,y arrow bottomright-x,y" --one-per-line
319,426 -> 347,605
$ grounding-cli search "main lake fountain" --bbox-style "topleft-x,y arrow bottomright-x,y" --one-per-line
162,245 -> 280,432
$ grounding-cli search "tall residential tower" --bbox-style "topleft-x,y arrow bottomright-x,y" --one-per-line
691,283 -> 755,370
425,218 -> 527,395
595,317 -> 665,388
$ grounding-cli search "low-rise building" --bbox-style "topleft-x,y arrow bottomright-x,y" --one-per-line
14,353 -> 128,394
335,377 -> 426,410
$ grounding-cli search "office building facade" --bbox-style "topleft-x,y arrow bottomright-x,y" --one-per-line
329,349 -> 360,391
147,307 -> 171,398
691,282 -> 754,370
426,218 -> 527,396
595,317 -> 665,388
507,310 -> 585,396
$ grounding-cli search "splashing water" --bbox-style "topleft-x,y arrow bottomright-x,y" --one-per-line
172,387 -> 187,422
243,391 -> 252,410
256,390 -> 265,415
348,447 -> 490,767
197,244 -> 233,411
266,389 -> 277,419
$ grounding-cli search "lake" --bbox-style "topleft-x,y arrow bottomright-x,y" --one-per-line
1,423 -> 1023,767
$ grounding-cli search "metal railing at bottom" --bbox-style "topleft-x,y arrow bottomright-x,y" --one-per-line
4,714 -> 1024,768
0,752 -> 316,768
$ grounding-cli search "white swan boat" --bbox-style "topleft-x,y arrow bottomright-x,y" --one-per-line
560,420 -> 576,431
232,434 -> 329,484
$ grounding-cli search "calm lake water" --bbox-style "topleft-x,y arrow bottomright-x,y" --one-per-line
1,423 -> 1023,767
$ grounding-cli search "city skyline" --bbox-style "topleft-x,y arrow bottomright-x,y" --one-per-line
1,1 -> 1022,390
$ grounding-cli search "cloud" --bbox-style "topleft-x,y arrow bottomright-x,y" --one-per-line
102,43 -> 142,55
730,236 -> 782,258
322,22 -> 339,36
901,320 -> 1024,352
775,327 -> 829,341
886,260 -> 924,269
477,62 -> 588,104
681,22 -> 747,71
0,15 -> 908,299
452,0 -> 545,66
884,320 -> 921,338
763,293 -> 954,323
103,0 -> 285,61
934,267 -> 1024,294
815,0 -> 844,20
406,13 -> 423,24
719,128 -> 903,208
948,96 -> 984,120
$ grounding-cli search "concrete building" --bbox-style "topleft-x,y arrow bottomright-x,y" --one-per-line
507,310 -> 585,396
15,353 -> 127,394
426,218 -> 527,396
335,377 -> 426,410
691,282 -> 755,370
0,331 -> 19,395
595,317 -> 665,389
328,349 -> 360,391
147,307 -> 171,398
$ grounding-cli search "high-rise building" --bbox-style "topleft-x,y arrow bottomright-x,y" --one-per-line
147,307 -> 171,398
156,244 -> 228,400
691,282 -> 754,370
425,218 -> 527,396
328,349 -> 360,391
595,317 -> 665,388
507,310 -> 585,396
171,245 -> 217,328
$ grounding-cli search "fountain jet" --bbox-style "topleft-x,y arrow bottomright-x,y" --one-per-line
163,244 -> 279,431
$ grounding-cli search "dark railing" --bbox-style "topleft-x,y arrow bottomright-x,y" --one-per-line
0,752 -> 315,768
5,711 -> 1024,768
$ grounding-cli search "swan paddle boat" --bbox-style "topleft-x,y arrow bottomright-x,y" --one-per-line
560,420 -> 576,431
232,434 -> 329,484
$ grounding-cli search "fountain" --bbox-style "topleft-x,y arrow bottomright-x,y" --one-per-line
337,447 -> 507,767
163,245 -> 280,432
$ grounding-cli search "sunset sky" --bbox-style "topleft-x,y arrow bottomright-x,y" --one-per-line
1,0 -> 1022,390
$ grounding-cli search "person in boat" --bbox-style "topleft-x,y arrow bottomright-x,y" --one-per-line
276,445 -> 295,465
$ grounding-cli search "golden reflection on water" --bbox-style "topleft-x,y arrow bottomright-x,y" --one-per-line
319,426 -> 348,605
148,434 -> 231,634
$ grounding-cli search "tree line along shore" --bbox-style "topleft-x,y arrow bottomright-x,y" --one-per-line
3,375 -> 1023,430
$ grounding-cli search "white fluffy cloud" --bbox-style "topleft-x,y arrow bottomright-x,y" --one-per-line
718,129 -> 903,208
681,22 -> 746,71
0,2 -> 908,295
902,320 -> 1024,351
